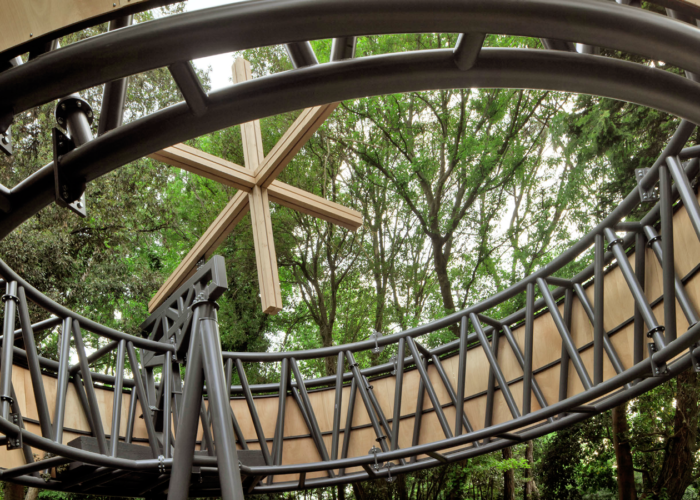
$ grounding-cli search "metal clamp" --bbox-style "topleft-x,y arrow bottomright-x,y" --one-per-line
7,413 -> 21,450
607,238 -> 624,252
647,342 -> 669,377
0,395 -> 14,405
390,355 -> 398,376
689,343 -> 700,373
158,454 -> 166,473
385,461 -> 396,483
635,168 -> 659,202
370,330 -> 385,354
646,325 -> 665,339
1,293 -> 18,304
369,445 -> 382,471
647,234 -> 662,247
52,128 -> 86,218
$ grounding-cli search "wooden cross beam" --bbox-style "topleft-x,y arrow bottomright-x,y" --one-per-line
148,58 -> 362,314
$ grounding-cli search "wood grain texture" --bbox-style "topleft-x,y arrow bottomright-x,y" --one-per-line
0,0 -> 147,53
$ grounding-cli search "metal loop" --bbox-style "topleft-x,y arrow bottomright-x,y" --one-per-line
647,234 -> 662,246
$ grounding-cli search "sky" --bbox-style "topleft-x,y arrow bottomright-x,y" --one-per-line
186,0 -> 245,91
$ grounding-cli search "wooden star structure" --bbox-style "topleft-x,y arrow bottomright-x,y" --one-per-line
148,58 -> 362,314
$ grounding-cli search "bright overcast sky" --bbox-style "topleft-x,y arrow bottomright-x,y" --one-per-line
185,0 -> 246,91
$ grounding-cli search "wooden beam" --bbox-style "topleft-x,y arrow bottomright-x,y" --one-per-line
266,182 -> 362,231
147,191 -> 249,312
150,145 -> 361,231
149,144 -> 255,191
249,186 -> 282,314
255,103 -> 339,188
235,56 -> 283,315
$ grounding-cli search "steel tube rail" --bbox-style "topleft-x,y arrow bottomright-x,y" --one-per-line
345,350 -> 391,452
537,278 -> 593,390
594,234 -> 605,384
235,358 -> 272,465
405,338 -> 454,439
667,155 -> 700,241
110,340 -> 126,457
523,283 -> 534,414
1,316 -> 62,343
0,280 -> 17,420
455,319 -> 468,435
391,339 -> 405,448
5,49 -> 700,244
125,389 -> 137,444
501,324 -> 552,422
431,353 -> 478,441
52,317 -> 72,444
572,284 -> 627,378
604,228 -> 666,348
290,357 -> 334,476
162,350 -> 172,460
643,225 -> 700,326
224,359 -> 247,450
272,358 -> 289,468
16,287 -> 52,439
73,321 -> 109,455
97,16 -> 133,136
125,342 -> 161,458
338,377 -> 357,477
6,0 -> 700,116
559,288 -> 573,402
199,311 -> 245,500
331,353 -> 343,461
69,340 -> 119,374
634,231 -> 647,367
240,331 -> 700,479
660,165 -> 677,342
469,314 -> 521,419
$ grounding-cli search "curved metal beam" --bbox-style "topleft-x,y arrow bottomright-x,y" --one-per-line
2,0 -> 700,115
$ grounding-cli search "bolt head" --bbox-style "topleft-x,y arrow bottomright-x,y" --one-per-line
76,101 -> 82,108
61,104 -> 66,110
57,117 -> 64,124
1,136 -> 8,145
29,33 -> 33,37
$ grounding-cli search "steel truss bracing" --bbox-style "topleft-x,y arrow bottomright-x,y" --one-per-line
1,0 -> 700,498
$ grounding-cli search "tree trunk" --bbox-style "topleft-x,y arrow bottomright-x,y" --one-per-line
5,483 -> 24,500
24,488 -> 39,500
337,484 -> 345,500
651,369 -> 699,499
612,402 -> 637,500
523,439 -> 539,500
503,447 -> 515,500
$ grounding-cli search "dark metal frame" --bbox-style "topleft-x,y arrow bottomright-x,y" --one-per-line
1,0 -> 700,498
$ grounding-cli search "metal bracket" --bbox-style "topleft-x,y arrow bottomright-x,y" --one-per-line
646,325 -> 665,339
157,454 -> 166,473
385,462 -> 396,483
647,342 -> 669,377
689,343 -> 700,373
390,355 -> 398,376
370,330 -> 385,354
52,128 -> 86,217
369,445 -> 383,470
0,127 -> 11,156
635,168 -> 659,202
1,293 -> 18,303
7,413 -> 21,450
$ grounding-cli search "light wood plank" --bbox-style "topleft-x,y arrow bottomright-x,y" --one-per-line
233,58 -> 265,169
255,103 -> 339,187
148,191 -> 249,312
0,0 -> 148,53
267,182 -> 362,231
249,186 -> 283,314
